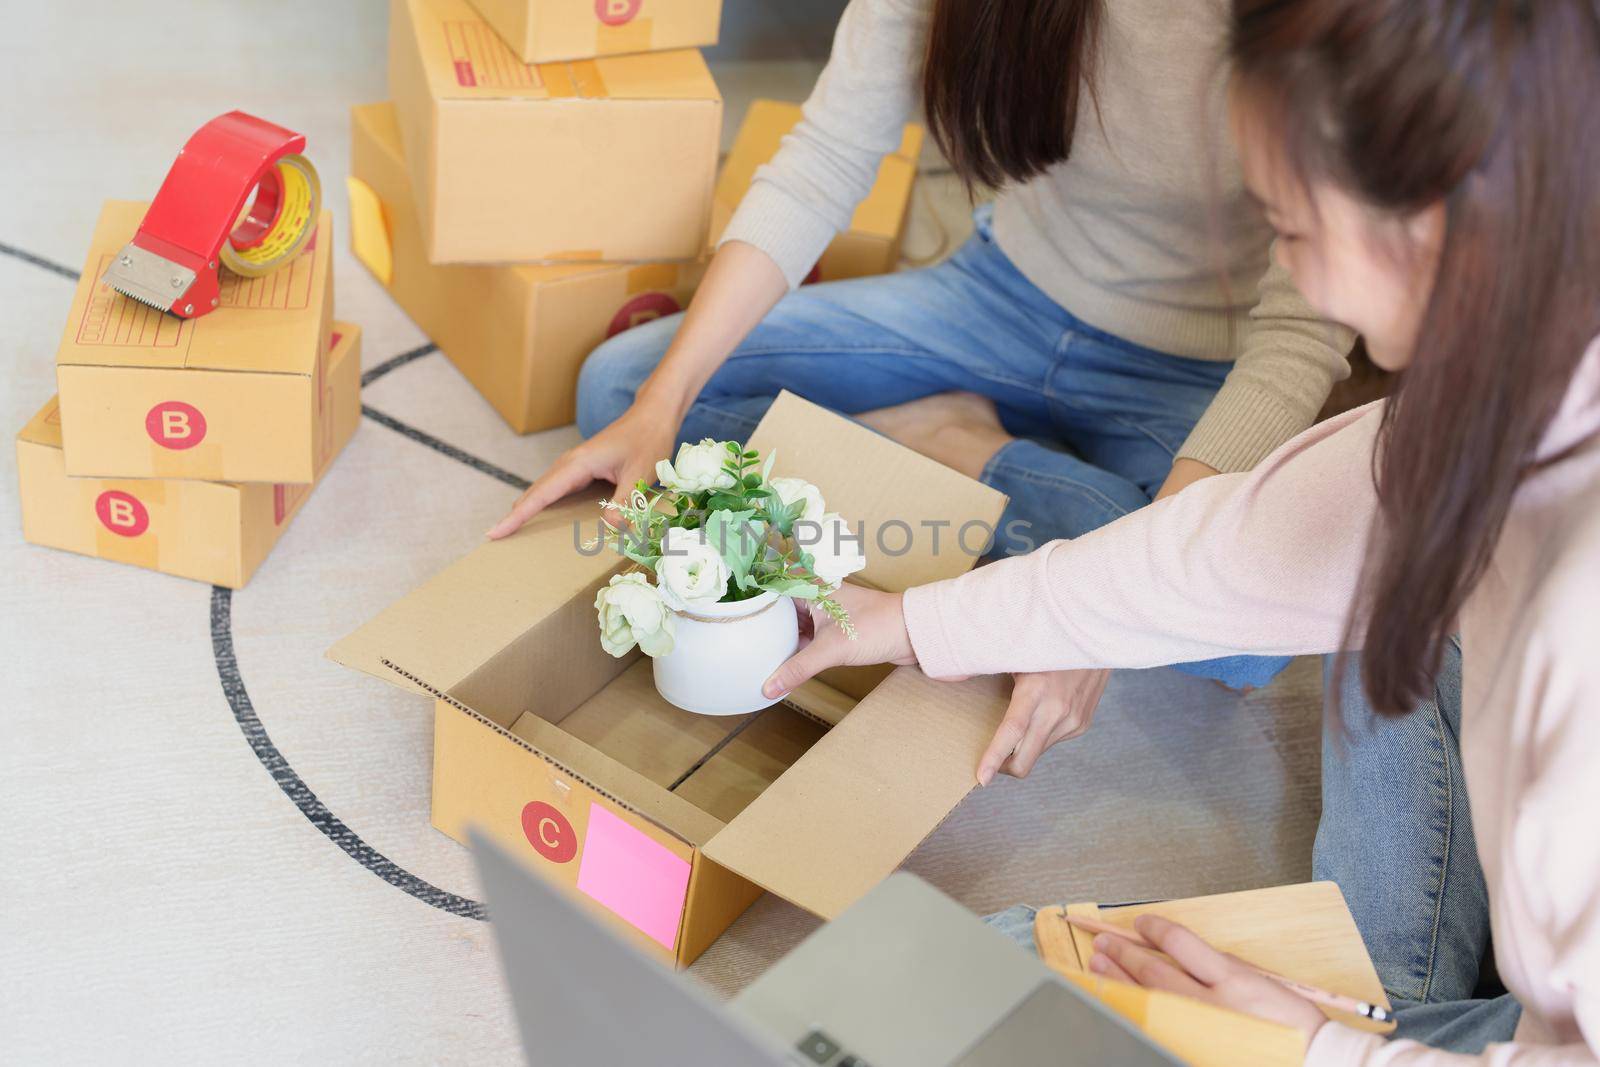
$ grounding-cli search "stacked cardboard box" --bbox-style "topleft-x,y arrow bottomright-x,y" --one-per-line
349,91 -> 924,432
17,200 -> 359,587
349,101 -> 707,433
388,0 -> 722,264
467,0 -> 722,63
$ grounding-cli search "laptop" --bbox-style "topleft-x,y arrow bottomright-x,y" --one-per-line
471,831 -> 1178,1066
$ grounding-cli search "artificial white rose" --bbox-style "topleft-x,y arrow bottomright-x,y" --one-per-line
594,572 -> 674,657
657,526 -> 733,607
769,476 -> 825,524
801,513 -> 868,590
655,439 -> 738,494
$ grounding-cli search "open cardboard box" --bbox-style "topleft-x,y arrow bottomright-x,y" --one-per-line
55,202 -> 334,484
465,0 -> 722,64
711,100 -> 924,284
348,100 -> 705,433
330,393 -> 1013,967
390,0 -> 721,264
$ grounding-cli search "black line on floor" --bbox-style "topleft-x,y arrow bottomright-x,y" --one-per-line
0,239 -> 80,281
361,405 -> 532,490
211,586 -> 488,921
361,342 -> 438,387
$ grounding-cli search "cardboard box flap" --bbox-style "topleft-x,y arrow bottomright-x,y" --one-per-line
851,154 -> 917,240
326,494 -> 617,696
58,200 -> 328,376
712,101 -> 924,246
702,668 -> 1009,920
411,0 -> 718,104
17,397 -> 63,450
746,392 -> 1007,593
503,702 -> 727,848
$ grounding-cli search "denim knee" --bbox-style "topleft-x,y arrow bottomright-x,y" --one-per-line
574,313 -> 681,438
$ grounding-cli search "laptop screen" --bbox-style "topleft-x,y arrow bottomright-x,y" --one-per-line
954,982 -> 1181,1066
471,831 -> 789,1067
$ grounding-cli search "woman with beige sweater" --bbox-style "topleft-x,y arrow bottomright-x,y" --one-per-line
491,0 -> 1352,704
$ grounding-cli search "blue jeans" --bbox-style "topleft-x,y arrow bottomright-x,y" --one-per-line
576,205 -> 1288,690
984,641 -> 1522,1054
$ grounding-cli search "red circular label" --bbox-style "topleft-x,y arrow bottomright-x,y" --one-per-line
594,0 -> 642,25
94,490 -> 150,537
802,263 -> 823,286
606,292 -> 681,339
521,802 -> 578,864
145,401 -> 207,450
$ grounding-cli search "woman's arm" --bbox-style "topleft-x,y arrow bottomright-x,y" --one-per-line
490,0 -> 930,536
716,0 -> 931,286
904,401 -> 1385,679
1177,250 -> 1357,475
649,0 -> 934,406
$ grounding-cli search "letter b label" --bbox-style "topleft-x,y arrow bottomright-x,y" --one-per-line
145,401 -> 207,450
595,0 -> 641,25
95,490 -> 150,537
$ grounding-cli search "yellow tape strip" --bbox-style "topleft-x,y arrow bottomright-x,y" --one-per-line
626,263 -> 679,293
569,60 -> 608,98
541,62 -> 578,98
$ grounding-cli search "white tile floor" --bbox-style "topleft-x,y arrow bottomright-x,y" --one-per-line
1,3 -> 1322,1062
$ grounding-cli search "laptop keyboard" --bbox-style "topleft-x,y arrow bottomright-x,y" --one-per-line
794,1028 -> 873,1067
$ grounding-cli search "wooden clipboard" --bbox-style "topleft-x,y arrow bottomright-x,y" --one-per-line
1035,882 -> 1395,1067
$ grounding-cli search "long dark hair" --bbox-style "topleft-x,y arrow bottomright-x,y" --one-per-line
922,0 -> 1104,191
1230,1 -> 1600,715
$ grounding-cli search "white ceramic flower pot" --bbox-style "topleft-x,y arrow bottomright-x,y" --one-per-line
653,589 -> 799,716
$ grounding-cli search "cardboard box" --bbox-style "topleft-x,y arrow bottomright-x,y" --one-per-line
713,100 -> 924,283
330,392 -> 1013,968
389,0 -> 721,264
466,0 -> 721,64
55,201 -> 334,484
349,102 -> 705,433
19,325 -> 361,588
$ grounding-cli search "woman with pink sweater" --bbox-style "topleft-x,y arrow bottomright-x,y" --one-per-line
766,0 -> 1600,1061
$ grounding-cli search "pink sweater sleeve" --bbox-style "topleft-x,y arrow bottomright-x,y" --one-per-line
903,403 -> 1385,679
1306,1022 -> 1596,1065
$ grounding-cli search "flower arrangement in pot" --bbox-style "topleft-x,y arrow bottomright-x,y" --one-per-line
592,438 -> 866,716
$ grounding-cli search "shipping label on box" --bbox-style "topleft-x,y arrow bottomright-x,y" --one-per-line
466,0 -> 721,64
55,201 -> 334,484
20,325 -> 361,588
712,99 -> 924,283
330,393 -> 1014,967
390,0 -> 721,264
349,101 -> 705,433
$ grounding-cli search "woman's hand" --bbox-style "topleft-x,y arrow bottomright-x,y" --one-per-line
487,400 -> 677,539
762,585 -> 917,699
977,669 -> 1110,785
487,242 -> 790,540
1154,457 -> 1220,500
1090,915 -> 1328,1045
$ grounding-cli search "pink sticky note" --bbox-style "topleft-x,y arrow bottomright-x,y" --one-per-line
575,804 -> 692,950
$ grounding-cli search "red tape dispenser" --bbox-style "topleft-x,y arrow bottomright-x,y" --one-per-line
101,110 -> 321,319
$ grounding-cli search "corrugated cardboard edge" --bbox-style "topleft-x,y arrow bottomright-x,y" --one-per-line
674,855 -> 764,968
325,494 -> 609,694
389,661 -> 723,850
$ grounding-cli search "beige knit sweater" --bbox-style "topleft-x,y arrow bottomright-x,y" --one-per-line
719,0 -> 1355,473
